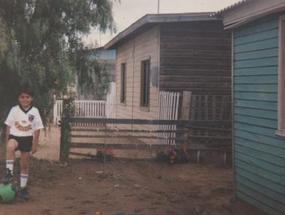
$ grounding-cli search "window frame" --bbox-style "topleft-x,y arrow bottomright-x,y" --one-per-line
140,59 -> 151,108
120,63 -> 127,104
277,15 -> 285,136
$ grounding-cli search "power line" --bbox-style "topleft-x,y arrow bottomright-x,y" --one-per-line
157,0 -> 160,14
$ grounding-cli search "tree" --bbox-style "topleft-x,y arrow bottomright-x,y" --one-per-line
0,0 -> 115,123
76,49 -> 113,100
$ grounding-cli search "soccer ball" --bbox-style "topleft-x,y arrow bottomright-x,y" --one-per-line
0,183 -> 16,203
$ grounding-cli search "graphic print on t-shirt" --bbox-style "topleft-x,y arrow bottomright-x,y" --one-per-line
28,114 -> 35,122
15,120 -> 32,132
4,105 -> 44,137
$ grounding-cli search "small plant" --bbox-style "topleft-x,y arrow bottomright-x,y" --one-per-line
156,147 -> 189,164
96,147 -> 114,162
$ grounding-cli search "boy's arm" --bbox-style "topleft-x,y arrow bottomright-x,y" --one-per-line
4,107 -> 14,143
32,108 -> 44,154
32,129 -> 41,154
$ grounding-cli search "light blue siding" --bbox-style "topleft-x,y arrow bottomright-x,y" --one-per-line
235,48 -> 278,61
234,13 -> 285,215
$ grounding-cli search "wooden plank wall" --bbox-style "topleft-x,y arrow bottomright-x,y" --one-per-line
159,21 -> 232,95
233,14 -> 285,215
115,26 -> 160,122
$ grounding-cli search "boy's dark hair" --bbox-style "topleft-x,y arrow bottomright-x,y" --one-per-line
17,87 -> 34,97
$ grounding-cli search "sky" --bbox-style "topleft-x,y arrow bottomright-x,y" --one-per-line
83,0 -> 241,47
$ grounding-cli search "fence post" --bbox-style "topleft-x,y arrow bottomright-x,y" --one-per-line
180,91 -> 192,151
60,98 -> 74,162
181,91 -> 192,120
60,117 -> 70,161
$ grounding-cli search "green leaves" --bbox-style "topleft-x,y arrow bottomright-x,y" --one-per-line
77,53 -> 112,100
0,0 -> 115,124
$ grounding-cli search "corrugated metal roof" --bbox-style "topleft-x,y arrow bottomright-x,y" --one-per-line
217,0 -> 285,29
213,0 -> 250,16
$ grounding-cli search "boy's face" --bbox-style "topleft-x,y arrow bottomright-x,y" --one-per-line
18,93 -> 33,108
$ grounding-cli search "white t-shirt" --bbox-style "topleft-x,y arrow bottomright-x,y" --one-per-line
5,105 -> 44,137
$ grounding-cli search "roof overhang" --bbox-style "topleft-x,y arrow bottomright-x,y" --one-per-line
216,0 -> 285,29
104,13 -> 220,49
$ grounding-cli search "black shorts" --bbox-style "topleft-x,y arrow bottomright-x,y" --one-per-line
8,135 -> 33,152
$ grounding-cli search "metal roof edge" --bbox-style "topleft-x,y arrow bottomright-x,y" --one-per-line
104,12 -> 220,49
213,0 -> 250,17
223,2 -> 285,29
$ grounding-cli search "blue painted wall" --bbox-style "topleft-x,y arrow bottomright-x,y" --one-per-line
233,13 -> 285,215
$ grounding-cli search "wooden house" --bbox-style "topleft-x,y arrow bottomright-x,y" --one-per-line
104,13 -> 231,122
63,13 -> 233,161
103,13 -> 232,161
219,0 -> 285,214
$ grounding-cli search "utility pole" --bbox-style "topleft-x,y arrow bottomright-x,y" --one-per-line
157,0 -> 160,14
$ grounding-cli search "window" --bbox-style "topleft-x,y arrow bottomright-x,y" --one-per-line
120,63 -> 126,103
140,59 -> 150,107
278,16 -> 285,135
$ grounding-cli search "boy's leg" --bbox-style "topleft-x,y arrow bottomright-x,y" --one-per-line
19,152 -> 30,200
20,152 -> 30,188
3,139 -> 18,183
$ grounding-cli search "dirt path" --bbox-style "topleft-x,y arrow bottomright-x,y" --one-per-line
0,159 -> 265,215
35,126 -> 60,161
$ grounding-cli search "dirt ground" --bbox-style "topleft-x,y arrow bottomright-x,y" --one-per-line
0,126 -> 266,215
0,157 -> 266,215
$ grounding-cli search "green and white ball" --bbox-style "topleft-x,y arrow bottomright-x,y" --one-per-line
0,183 -> 16,203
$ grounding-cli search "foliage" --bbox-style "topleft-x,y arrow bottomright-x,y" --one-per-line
76,51 -> 113,100
0,0 -> 115,123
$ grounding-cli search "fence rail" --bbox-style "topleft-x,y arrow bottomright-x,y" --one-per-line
53,100 -> 106,124
60,117 -> 189,161
74,100 -> 106,118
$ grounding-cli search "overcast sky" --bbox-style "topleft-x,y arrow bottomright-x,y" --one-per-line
83,0 -> 241,47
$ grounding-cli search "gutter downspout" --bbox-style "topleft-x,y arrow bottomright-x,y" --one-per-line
158,25 -> 161,120
131,36 -> 136,128
231,30 -> 237,200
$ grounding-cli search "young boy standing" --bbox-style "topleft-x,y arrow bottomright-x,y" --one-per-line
3,88 -> 44,200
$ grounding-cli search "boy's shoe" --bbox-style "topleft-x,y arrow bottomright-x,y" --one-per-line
1,169 -> 13,185
18,188 -> 29,201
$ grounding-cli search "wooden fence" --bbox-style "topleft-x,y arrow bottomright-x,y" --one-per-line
188,94 -> 232,152
190,95 -> 231,121
53,100 -> 106,124
60,117 -> 188,161
74,100 -> 106,118
53,99 -> 63,124
158,91 -> 181,145
57,93 -> 232,162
